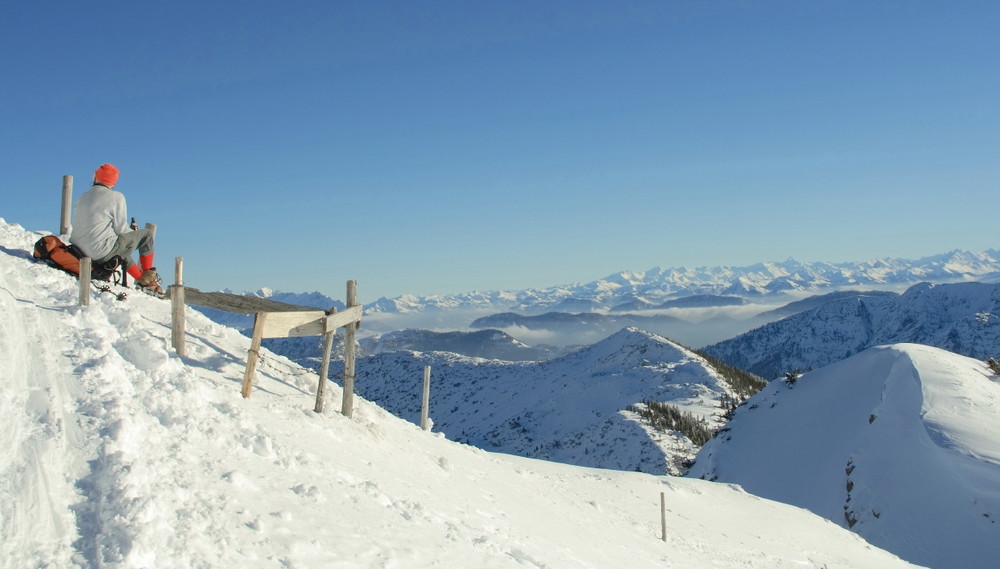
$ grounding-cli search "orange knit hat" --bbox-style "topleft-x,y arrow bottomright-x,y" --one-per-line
94,163 -> 120,187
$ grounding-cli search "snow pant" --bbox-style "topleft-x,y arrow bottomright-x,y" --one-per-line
99,228 -> 155,270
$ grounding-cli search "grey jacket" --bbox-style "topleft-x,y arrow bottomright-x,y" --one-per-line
70,184 -> 129,261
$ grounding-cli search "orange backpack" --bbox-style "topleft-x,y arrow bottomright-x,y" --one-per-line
33,235 -> 122,282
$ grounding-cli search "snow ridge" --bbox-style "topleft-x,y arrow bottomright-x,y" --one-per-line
688,344 -> 1000,569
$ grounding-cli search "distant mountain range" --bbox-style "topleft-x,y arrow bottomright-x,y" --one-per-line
703,282 -> 1000,379
366,249 -> 1000,314
199,250 -> 1000,365
201,250 -> 1000,319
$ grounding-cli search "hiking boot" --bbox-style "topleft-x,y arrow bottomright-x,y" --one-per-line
137,268 -> 163,294
137,267 -> 159,286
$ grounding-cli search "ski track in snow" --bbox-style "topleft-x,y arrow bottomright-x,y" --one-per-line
1,261 -> 87,568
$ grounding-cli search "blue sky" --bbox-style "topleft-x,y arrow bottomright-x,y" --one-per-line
4,1 -> 998,301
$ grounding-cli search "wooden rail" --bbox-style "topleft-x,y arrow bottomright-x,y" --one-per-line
168,257 -> 362,413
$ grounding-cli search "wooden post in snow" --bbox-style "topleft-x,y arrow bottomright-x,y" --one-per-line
660,492 -> 667,542
78,257 -> 91,306
171,257 -> 185,356
341,280 -> 358,417
60,175 -> 73,236
314,309 -> 337,413
242,312 -> 268,398
420,366 -> 432,431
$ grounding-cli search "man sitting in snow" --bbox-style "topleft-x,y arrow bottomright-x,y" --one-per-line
70,163 -> 163,294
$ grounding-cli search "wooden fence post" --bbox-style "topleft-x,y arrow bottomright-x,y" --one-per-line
314,315 -> 336,413
660,492 -> 667,542
79,257 -> 91,306
171,257 -> 185,356
60,175 -> 73,236
242,312 -> 268,398
421,366 -> 432,430
341,280 -> 358,417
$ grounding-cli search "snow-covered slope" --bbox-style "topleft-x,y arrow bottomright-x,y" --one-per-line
352,328 -> 761,475
757,289 -> 899,319
688,344 -> 1000,569
1,218 -> 924,568
704,282 -> 1000,378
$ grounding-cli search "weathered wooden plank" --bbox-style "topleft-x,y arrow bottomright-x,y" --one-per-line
324,304 -> 362,331
182,287 -> 319,314
259,310 -> 326,338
